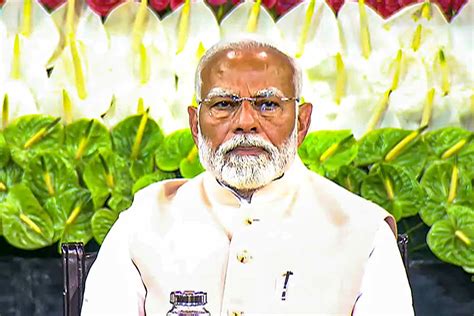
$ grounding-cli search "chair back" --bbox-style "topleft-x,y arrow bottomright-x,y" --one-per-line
62,243 -> 97,316
62,234 -> 408,316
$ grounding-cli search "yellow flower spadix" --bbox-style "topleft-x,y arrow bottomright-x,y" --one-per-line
133,0 -> 148,52
2,94 -> 9,129
366,89 -> 391,133
66,205 -> 82,225
139,43 -> 150,85
358,0 -> 371,59
10,34 -> 21,80
411,24 -> 422,51
420,88 -> 435,128
20,213 -> 43,235
438,49 -> 450,96
390,49 -> 402,92
177,0 -> 191,54
447,164 -> 458,203
247,0 -> 262,33
21,0 -> 32,37
62,89 -> 73,125
296,0 -> 316,58
69,34 -> 88,100
334,53 -> 346,105
131,109 -> 149,160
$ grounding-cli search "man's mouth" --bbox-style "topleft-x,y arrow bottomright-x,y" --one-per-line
228,146 -> 267,156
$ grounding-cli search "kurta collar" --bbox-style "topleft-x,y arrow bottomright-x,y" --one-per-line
201,156 -> 307,209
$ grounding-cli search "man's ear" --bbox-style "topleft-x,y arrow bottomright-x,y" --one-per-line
296,103 -> 312,147
188,106 -> 199,145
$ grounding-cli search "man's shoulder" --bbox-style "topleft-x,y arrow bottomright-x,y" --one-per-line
132,173 -> 204,205
299,167 -> 395,234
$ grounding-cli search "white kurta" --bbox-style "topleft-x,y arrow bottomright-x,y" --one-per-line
82,158 -> 413,315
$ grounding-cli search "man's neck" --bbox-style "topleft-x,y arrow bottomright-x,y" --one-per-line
217,173 -> 285,204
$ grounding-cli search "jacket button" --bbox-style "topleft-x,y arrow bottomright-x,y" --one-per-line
236,250 -> 252,263
244,217 -> 253,225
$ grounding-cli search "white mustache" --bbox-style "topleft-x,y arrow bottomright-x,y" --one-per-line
217,135 -> 276,156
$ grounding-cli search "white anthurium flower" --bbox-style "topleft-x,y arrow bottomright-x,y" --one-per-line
379,49 -> 428,130
0,81 -> 38,129
0,20 -> 7,84
220,0 -> 280,43
334,93 -> 400,139
450,0 -> 473,74
42,39 -> 113,122
48,0 -> 88,67
384,1 -> 449,60
337,1 -> 398,58
0,0 -> 60,110
41,1 -> 113,122
276,0 -> 341,69
161,0 -> 220,121
104,0 -> 169,55
102,0 -> 176,130
101,44 -> 177,130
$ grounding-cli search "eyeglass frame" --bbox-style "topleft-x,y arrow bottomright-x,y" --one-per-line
196,94 -> 301,120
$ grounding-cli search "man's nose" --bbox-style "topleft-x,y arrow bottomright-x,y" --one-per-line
233,100 -> 259,134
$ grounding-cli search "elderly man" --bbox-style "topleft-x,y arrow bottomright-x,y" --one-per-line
82,40 -> 413,315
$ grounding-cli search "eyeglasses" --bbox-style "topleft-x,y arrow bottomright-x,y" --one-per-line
198,95 -> 300,120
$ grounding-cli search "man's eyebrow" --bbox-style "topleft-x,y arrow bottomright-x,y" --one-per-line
254,87 -> 285,97
204,88 -> 236,99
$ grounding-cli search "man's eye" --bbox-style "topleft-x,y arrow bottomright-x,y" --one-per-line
259,101 -> 280,112
212,101 -> 234,110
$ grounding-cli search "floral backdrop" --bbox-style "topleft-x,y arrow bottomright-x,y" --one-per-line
0,0 -> 472,275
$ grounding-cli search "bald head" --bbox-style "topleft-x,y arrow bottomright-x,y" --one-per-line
195,40 -> 302,101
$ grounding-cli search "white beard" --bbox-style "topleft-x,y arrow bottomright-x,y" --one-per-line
198,127 -> 298,191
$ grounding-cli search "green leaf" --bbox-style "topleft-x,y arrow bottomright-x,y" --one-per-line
0,162 -> 23,202
64,119 -> 112,161
331,165 -> 367,195
356,128 -> 429,177
1,184 -> 54,250
130,157 -> 154,181
43,187 -> 94,246
355,128 -> 410,166
91,208 -> 118,244
298,130 -> 358,174
108,195 -> 133,213
156,129 -> 195,171
179,146 -> 205,178
83,149 -> 133,211
423,127 -> 472,157
23,151 -> 79,204
0,133 -> 11,168
132,169 -> 179,195
361,164 -> 424,221
3,115 -> 63,168
420,161 -> 473,226
427,205 -> 474,269
111,114 -> 164,161
424,128 -> 473,172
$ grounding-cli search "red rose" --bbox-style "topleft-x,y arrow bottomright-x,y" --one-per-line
275,0 -> 302,15
38,0 -> 67,10
207,0 -> 227,6
452,0 -> 468,13
170,0 -> 184,9
86,0 -> 125,16
263,0 -> 277,9
150,0 -> 170,11
231,0 -> 242,4
326,0 -> 345,14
